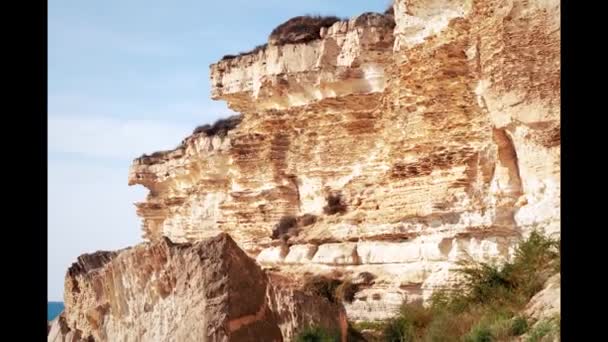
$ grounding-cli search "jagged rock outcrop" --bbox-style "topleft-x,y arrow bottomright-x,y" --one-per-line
128,0 -> 560,322
50,234 -> 346,341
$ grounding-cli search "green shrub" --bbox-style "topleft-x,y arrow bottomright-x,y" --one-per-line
509,231 -> 560,299
428,289 -> 471,314
380,302 -> 434,341
525,322 -> 552,342
382,316 -> 414,342
295,326 -> 340,342
347,323 -> 368,342
487,316 -> 513,340
424,310 -> 480,342
300,232 -> 559,342
464,324 -> 493,342
511,316 -> 529,336
352,321 -> 387,332
453,230 -> 560,311
525,317 -> 559,342
462,312 -> 520,341
398,303 -> 432,331
375,231 -> 560,342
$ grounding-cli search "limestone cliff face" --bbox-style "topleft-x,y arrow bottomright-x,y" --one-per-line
128,0 -> 560,321
50,234 -> 346,341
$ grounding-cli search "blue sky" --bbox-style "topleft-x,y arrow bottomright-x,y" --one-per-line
48,0 -> 390,301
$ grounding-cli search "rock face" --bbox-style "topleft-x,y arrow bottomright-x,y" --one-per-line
525,273 -> 560,323
51,234 -> 346,341
127,0 -> 560,322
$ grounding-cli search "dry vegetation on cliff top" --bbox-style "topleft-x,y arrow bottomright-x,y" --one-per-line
221,43 -> 268,61
269,15 -> 343,45
192,114 -> 242,137
138,115 -> 242,161
221,7 -> 396,61
222,15 -> 343,61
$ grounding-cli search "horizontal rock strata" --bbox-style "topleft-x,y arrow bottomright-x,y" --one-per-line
127,0 -> 560,322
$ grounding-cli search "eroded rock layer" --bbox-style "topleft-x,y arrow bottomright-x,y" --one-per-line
51,234 -> 346,341
129,0 -> 560,321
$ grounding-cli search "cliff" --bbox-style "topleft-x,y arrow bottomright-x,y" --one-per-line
126,0 -> 559,323
52,0 -> 560,339
50,234 -> 346,341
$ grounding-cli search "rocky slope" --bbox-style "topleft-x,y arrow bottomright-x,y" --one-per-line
126,0 -> 560,323
49,234 -> 346,341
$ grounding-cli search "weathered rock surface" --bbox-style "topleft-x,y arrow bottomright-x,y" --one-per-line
127,0 -> 560,322
517,273 -> 561,341
525,273 -> 560,323
52,234 -> 345,341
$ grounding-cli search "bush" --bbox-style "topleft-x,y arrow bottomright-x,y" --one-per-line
221,54 -> 238,60
295,326 -> 341,342
357,272 -> 377,285
457,261 -> 517,307
456,231 -> 560,309
271,214 -> 318,240
193,115 -> 242,137
509,231 -> 560,298
525,319 -> 557,342
461,312 -> 521,342
511,316 -> 529,336
384,2 -> 394,16
382,317 -> 413,342
139,150 -> 173,160
346,325 -> 368,342
269,15 -> 343,45
381,302 -> 433,341
301,275 -> 342,303
424,311 -> 479,342
352,321 -> 387,332
335,278 -> 359,303
398,303 -> 433,330
221,43 -> 268,61
305,231 -> 560,342
465,324 -> 493,342
323,193 -> 347,215
298,213 -> 318,227
271,215 -> 297,240
526,322 -> 551,342
301,274 -> 363,304
363,231 -> 560,342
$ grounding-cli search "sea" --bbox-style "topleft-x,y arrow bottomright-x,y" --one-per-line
48,302 -> 64,321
